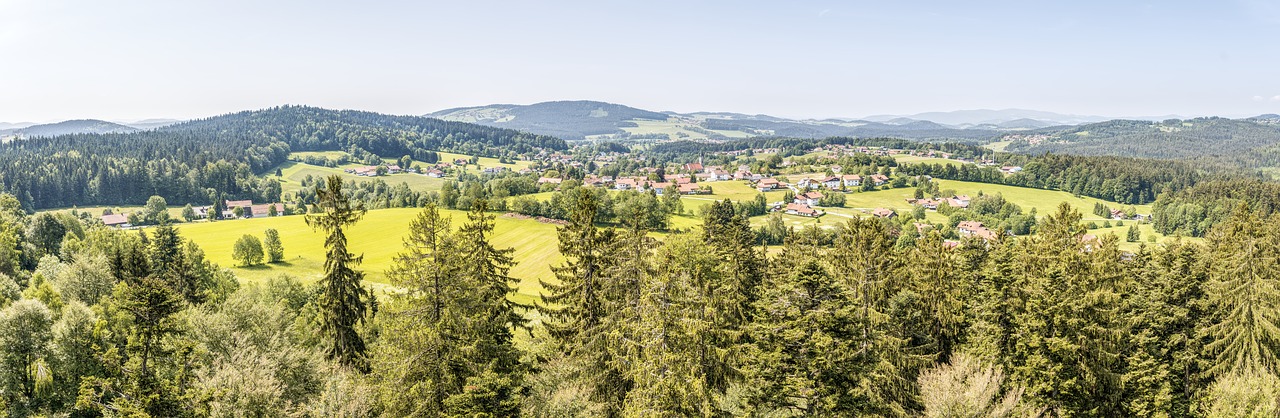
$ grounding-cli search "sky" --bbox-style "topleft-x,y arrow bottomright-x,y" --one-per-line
1,0 -> 1278,122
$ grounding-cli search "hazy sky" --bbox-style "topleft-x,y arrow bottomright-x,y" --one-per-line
2,0 -> 1278,122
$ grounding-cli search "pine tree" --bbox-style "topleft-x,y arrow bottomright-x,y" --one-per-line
538,188 -> 623,411
446,200 -> 526,415
620,234 -> 709,417
1201,206 -> 1280,377
374,204 -> 464,416
750,258 -> 871,415
307,174 -> 372,371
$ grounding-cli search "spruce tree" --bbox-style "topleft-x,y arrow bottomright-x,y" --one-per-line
1201,206 -> 1280,377
307,174 -> 371,371
374,204 -> 464,415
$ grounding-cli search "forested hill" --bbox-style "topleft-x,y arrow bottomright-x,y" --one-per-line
0,106 -> 566,210
429,100 -> 669,140
1005,117 -> 1280,161
0,119 -> 139,139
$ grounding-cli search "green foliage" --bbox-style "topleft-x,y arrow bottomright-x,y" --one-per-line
307,175 -> 372,371
263,228 -> 284,263
1203,368 -> 1280,418
232,234 -> 264,267
917,353 -> 1039,418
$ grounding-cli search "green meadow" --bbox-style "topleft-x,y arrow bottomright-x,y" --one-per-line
174,208 -> 562,306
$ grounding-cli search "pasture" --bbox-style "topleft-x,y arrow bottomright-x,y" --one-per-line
174,208 -> 562,305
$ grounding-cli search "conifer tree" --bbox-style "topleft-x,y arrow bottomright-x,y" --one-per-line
1200,206 -> 1280,377
307,175 -> 371,371
539,188 -> 624,411
374,204 -> 464,415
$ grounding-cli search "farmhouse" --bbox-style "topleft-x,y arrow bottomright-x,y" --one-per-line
678,183 -> 706,195
842,174 -> 862,187
756,178 -> 780,192
872,208 -> 896,218
795,192 -> 824,206
782,203 -> 821,217
957,221 -> 998,241
250,203 -> 286,218
101,213 -> 130,228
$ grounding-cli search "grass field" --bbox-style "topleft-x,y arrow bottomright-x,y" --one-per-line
983,140 -> 1012,152
270,150 -> 530,196
271,161 -> 448,196
893,155 -> 962,166
173,208 -> 562,306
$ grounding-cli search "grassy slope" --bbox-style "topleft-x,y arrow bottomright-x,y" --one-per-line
174,208 -> 561,305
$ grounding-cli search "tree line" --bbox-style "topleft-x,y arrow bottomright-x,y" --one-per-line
0,106 -> 564,211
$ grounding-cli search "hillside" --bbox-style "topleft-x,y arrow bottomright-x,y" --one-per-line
1005,117 -> 1280,160
431,100 -> 1024,142
1,119 -> 138,139
429,100 -> 669,140
0,105 -> 566,209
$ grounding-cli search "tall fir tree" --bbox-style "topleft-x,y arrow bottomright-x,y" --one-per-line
307,174 -> 372,371
1200,205 -> 1280,377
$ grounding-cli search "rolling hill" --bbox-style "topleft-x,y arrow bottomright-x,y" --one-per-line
1,119 -> 139,139
1005,117 -> 1280,160
429,100 -> 669,140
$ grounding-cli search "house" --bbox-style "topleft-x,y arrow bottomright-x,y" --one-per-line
424,169 -> 445,178
387,165 -> 402,174
482,166 -> 507,174
101,213 -> 130,228
783,203 -> 820,217
537,177 -> 563,185
842,174 -> 862,187
914,198 -> 941,210
957,221 -> 998,241
756,178 -> 780,192
830,165 -> 843,173
795,192 -> 824,206
683,162 -> 704,172
822,176 -> 841,189
678,183 -> 705,195
708,169 -> 731,181
249,203 -> 286,218
1000,166 -> 1023,174
1110,209 -> 1126,220
914,222 -> 933,236
226,199 -> 253,208
192,206 -> 211,219
615,178 -> 639,190
870,174 -> 889,186
946,197 -> 971,209
796,178 -> 821,190
872,208 -> 897,218
650,182 -> 673,195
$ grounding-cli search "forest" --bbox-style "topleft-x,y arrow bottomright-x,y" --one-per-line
3,174 -> 1280,416
0,106 -> 564,211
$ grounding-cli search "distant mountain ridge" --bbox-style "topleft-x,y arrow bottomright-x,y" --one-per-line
429,100 -> 668,140
862,108 -> 1114,126
1006,117 -> 1280,161
1,119 -> 139,140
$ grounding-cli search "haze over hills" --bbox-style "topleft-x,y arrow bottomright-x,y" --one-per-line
0,119 -> 139,140
428,100 -> 1067,142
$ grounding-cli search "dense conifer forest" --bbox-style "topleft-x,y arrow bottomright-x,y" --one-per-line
0,106 -> 564,211
5,106 -> 1280,416
3,183 -> 1280,416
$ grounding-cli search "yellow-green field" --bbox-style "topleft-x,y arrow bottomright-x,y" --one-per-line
893,155 -> 962,166
174,208 -> 561,305
272,161 -> 448,195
